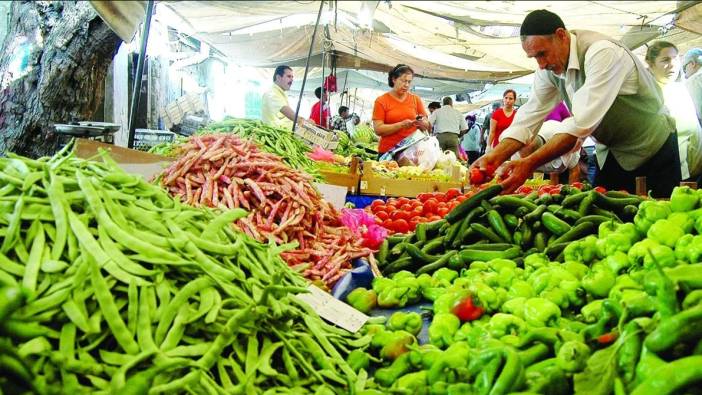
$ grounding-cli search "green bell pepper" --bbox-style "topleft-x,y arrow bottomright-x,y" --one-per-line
556,340 -> 591,373
634,200 -> 671,236
647,219 -> 685,248
524,253 -> 550,270
669,212 -> 694,233
603,251 -> 631,275
379,330 -> 416,361
502,297 -> 527,318
429,313 -> 461,348
387,311 -> 423,336
375,352 -> 413,387
598,220 -> 621,238
596,232 -> 634,259
507,280 -> 535,299
675,234 -> 695,262
628,239 -> 661,268
432,268 -> 458,286
580,300 -> 603,323
563,261 -> 589,280
564,235 -> 598,264
670,186 -> 699,212
524,297 -> 561,327
489,313 -> 527,338
346,287 -> 378,313
470,282 -> 500,311
393,371 -> 428,392
582,263 -> 616,298
642,243 -> 676,269
347,349 -> 371,372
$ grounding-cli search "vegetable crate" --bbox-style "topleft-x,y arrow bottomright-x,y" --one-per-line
133,129 -> 176,151
319,157 -> 361,193
295,123 -> 340,151
359,162 -> 464,197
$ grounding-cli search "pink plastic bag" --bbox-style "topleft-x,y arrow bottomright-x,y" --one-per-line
308,146 -> 336,162
340,209 -> 388,250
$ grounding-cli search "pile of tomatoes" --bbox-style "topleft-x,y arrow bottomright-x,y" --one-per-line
366,188 -> 473,234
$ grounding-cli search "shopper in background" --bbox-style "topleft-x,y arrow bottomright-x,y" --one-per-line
347,113 -> 361,136
372,64 -> 430,154
683,48 -> 702,121
488,89 -> 518,149
309,87 -> 330,128
331,106 -> 350,133
473,9 -> 679,197
461,114 -> 482,164
646,41 -> 702,182
261,65 -> 305,129
429,96 -> 468,156
427,102 -> 441,114
481,102 -> 500,154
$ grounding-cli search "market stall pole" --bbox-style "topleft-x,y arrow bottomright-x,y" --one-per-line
292,0 -> 325,132
127,0 -> 155,149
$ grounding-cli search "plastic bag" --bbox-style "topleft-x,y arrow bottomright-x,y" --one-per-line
307,146 -> 336,162
397,135 -> 441,171
340,209 -> 388,250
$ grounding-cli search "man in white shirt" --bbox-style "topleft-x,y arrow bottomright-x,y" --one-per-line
683,48 -> 702,122
429,97 -> 468,156
473,9 -> 678,197
261,65 -> 306,129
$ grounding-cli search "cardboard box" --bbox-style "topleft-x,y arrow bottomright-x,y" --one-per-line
359,162 -> 463,198
73,139 -> 174,180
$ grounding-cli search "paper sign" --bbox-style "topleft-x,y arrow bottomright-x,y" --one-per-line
295,285 -> 369,333
314,182 -> 348,210
532,172 -> 544,181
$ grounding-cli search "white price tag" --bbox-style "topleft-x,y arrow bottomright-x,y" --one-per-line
295,285 -> 369,333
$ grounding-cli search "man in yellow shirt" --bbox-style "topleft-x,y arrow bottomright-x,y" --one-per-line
261,65 -> 306,129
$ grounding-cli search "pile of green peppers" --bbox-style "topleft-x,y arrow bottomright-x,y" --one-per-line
376,184 -> 645,277
351,186 -> 702,394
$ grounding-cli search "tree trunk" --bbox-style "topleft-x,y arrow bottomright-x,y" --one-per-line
0,1 -> 121,158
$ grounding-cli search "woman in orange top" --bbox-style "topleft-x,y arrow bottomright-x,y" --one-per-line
372,64 -> 430,154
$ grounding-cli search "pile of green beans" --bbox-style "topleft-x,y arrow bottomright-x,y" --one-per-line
150,118 -> 322,180
0,142 -> 366,394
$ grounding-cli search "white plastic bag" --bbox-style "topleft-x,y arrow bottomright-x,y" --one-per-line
396,135 -> 441,171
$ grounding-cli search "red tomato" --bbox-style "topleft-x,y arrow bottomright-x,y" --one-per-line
397,197 -> 410,206
412,206 -> 424,218
515,185 -> 534,195
386,197 -> 397,205
411,199 -> 423,208
370,199 -> 385,209
416,193 -> 432,202
400,203 -> 413,212
393,219 -> 410,234
428,215 -> 442,222
375,210 -> 389,221
423,198 -> 439,215
549,186 -> 562,195
445,188 -> 461,200
469,168 -> 485,185
594,186 -> 607,193
373,204 -> 387,213
408,218 -> 420,231
381,219 -> 394,231
437,202 -> 448,209
570,182 -> 584,190
437,207 -> 450,217
433,192 -> 447,203
454,195 -> 467,203
391,210 -> 408,221
385,203 -> 397,212
448,201 -> 459,211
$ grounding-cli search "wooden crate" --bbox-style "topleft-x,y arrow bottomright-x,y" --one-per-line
319,157 -> 360,193
359,162 -> 464,197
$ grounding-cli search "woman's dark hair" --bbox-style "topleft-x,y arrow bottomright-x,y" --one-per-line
503,89 -> 517,100
646,41 -> 678,64
314,87 -> 322,99
428,102 -> 441,110
388,64 -> 414,87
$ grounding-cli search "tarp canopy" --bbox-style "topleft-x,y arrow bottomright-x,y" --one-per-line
92,1 -> 702,84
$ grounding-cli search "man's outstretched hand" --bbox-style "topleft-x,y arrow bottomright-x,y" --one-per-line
497,158 -> 536,194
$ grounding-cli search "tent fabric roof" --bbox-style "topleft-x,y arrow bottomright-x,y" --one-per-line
93,1 -> 702,83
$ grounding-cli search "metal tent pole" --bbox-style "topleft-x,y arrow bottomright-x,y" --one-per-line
127,0 -> 155,149
292,0 -> 324,132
